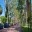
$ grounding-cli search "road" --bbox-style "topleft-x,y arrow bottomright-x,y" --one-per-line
0,22 -> 23,32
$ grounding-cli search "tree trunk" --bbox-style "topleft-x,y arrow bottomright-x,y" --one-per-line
26,0 -> 30,18
26,0 -> 31,30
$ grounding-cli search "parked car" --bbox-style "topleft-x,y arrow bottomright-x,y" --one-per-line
9,23 -> 14,26
4,23 -> 9,28
11,23 -> 13,26
0,23 -> 3,30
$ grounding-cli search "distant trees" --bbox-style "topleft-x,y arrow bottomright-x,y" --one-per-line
4,0 -> 31,27
17,0 -> 31,26
17,0 -> 25,26
17,0 -> 25,18
4,0 -> 19,23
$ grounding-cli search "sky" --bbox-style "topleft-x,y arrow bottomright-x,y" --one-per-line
0,0 -> 5,16
31,0 -> 32,3
0,0 -> 32,16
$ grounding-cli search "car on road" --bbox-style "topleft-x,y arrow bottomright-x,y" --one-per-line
4,23 -> 9,28
0,23 -> 3,30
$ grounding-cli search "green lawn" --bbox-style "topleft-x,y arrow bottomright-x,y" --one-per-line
20,23 -> 32,32
21,26 -> 32,32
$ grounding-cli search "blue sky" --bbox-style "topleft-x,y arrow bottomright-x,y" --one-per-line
0,0 -> 5,16
31,0 -> 32,3
0,0 -> 32,16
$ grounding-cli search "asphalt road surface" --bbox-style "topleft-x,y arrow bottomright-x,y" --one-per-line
0,22 -> 23,32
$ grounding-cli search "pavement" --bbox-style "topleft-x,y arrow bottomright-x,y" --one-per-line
0,22 -> 24,32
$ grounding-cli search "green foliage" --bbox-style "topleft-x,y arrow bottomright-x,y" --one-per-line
18,0 -> 25,5
22,27 -> 32,32
27,17 -> 31,24
8,18 -> 11,24
0,16 -> 6,24
27,0 -> 30,4
17,0 -> 25,21
17,0 -> 25,12
5,10 -> 8,18
8,0 -> 20,20
0,5 -> 2,14
4,0 -> 25,23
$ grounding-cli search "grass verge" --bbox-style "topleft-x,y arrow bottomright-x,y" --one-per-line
20,24 -> 32,32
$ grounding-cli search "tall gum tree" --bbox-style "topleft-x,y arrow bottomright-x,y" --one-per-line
17,0 -> 25,25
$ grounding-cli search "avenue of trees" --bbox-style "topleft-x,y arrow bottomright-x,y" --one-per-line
0,0 -> 32,29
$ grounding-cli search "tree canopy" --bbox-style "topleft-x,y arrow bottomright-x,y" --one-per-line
0,5 -> 2,15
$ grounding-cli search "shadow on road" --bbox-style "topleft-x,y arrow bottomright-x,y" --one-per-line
0,28 -> 7,32
15,27 -> 24,32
